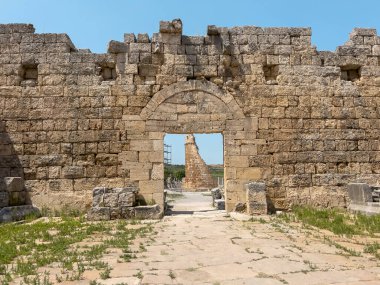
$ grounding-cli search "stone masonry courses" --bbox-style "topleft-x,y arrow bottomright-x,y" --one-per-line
1,19 -> 380,216
183,134 -> 216,191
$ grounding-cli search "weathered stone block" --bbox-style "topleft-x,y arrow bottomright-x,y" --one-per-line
214,199 -> 225,210
211,187 -> 222,204
108,40 -> 128,53
159,19 -> 182,34
246,182 -> 267,215
0,205 -> 40,223
118,191 -> 135,207
103,192 -> 119,208
87,207 -> 111,221
347,183 -> 373,204
134,205 -> 161,219
62,166 -> 84,179
120,206 -> 135,219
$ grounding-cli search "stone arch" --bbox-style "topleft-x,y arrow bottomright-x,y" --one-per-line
140,80 -> 244,120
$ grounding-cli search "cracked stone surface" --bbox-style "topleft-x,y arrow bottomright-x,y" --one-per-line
97,192 -> 380,284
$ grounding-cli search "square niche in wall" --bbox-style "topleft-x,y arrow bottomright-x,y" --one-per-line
20,64 -> 38,87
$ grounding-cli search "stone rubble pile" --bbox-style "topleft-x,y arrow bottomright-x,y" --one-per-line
87,186 -> 161,220
211,187 -> 225,210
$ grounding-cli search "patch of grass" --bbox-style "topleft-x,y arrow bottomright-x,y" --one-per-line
364,242 -> 380,259
279,206 -> 380,236
324,236 -> 361,257
0,217 -> 154,284
100,265 -> 111,280
134,270 -> 143,279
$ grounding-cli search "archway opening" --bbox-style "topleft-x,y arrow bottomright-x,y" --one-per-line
163,133 -> 224,215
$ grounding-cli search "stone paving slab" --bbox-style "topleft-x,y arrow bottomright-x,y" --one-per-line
101,192 -> 378,285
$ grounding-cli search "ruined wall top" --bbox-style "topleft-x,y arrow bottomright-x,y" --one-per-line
0,20 -> 378,57
185,134 -> 195,144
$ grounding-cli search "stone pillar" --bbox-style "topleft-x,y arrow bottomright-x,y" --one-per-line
182,134 -> 216,191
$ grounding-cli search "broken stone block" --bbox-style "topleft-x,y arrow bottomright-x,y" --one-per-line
159,19 -> 182,34
347,183 -> 373,204
234,202 -> 246,212
214,199 -> 225,210
211,187 -> 222,199
87,207 -> 110,221
0,205 -> 40,223
134,205 -> 161,219
246,182 -> 267,215
108,40 -> 129,53
4,177 -> 24,192
207,25 -> 220,36
0,192 -> 9,208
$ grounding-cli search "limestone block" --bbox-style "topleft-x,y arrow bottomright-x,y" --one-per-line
35,155 -> 65,167
0,205 -> 40,223
151,163 -> 164,180
118,192 -> 135,207
138,64 -> 159,76
236,168 -> 261,180
246,182 -> 267,215
347,183 -> 373,204
3,177 -> 24,192
92,187 -> 105,207
211,187 -> 222,204
108,40 -> 128,53
87,207 -> 110,221
62,166 -> 84,179
159,19 -> 182,34
120,206 -> 135,219
139,180 -> 163,195
48,179 -> 73,192
134,205 -> 161,219
214,199 -> 225,210
103,192 -> 119,208
226,156 -> 249,168
207,25 -> 220,36
373,45 -> 380,56
193,65 -> 218,77
130,169 -> 150,181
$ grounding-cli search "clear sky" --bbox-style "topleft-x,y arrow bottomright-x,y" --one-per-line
1,0 -> 378,164
165,134 -> 223,165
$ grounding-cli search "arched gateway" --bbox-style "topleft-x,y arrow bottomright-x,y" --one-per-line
120,80 -> 259,215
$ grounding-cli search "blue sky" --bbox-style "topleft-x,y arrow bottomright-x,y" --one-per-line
1,0 -> 378,164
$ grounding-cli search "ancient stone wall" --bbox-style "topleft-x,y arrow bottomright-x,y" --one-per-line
183,134 -> 216,190
1,20 -> 380,214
